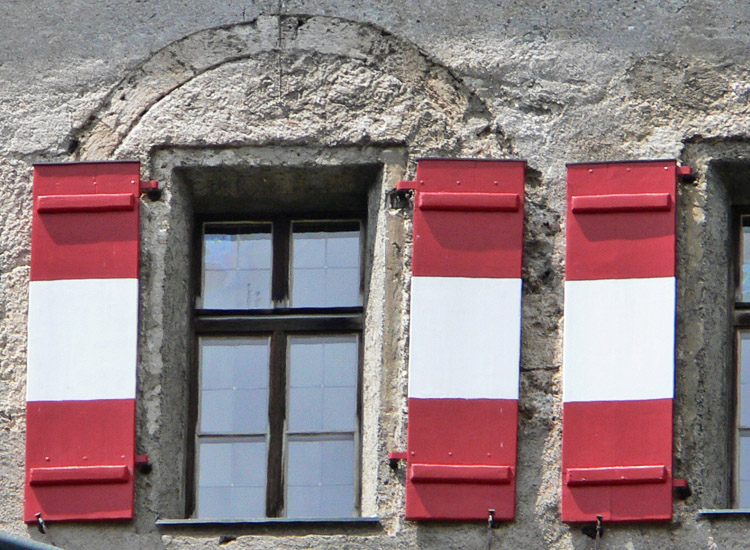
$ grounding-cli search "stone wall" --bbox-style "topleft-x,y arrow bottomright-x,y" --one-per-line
3,3 -> 750,549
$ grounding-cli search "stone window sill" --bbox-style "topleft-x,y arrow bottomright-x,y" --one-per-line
155,517 -> 381,535
699,509 -> 750,517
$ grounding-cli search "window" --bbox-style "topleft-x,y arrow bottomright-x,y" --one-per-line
735,213 -> 750,507
192,218 -> 363,519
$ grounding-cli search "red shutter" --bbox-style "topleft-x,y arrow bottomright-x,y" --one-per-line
401,159 -> 525,521
25,162 -> 142,522
562,160 -> 677,522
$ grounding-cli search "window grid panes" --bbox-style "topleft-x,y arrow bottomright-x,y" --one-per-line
736,214 -> 750,507
203,223 -> 273,309
195,218 -> 362,520
196,337 -> 271,518
742,218 -> 750,302
291,226 -> 362,307
286,336 -> 358,518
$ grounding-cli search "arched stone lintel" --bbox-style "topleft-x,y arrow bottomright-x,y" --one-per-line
74,15 -> 505,161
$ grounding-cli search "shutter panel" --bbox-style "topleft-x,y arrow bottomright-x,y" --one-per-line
25,162 -> 141,522
403,159 -> 525,521
562,160 -> 677,522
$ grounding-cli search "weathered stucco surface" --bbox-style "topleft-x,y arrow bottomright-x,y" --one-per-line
3,2 -> 750,549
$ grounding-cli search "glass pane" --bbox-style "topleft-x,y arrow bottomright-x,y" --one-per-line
741,332 -> 750,383
288,336 -> 358,433
197,440 -> 267,518
740,481 -> 750,509
743,222 -> 750,302
326,233 -> 360,268
204,234 -> 236,271
203,227 -> 272,309
200,338 -> 269,434
286,437 -> 355,518
291,268 -> 326,307
740,437 -> 750,482
237,234 -> 272,270
326,267 -> 360,306
291,228 -> 361,307
292,234 -> 326,268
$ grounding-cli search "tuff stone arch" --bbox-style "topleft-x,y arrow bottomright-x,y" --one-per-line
74,15 -> 509,161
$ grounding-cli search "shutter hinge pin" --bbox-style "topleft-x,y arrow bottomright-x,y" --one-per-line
487,508 -> 498,529
35,512 -> 47,534
139,180 -> 161,200
387,451 -> 407,470
582,514 -> 604,545
595,515 -> 603,550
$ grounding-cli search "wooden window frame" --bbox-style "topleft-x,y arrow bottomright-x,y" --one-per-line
732,208 -> 750,507
187,214 -> 365,519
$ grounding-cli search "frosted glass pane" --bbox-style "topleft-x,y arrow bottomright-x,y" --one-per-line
198,441 -> 232,487
293,234 -> 326,268
288,387 -> 323,432
743,225 -> 750,301
237,234 -> 272,270
200,339 -> 269,434
201,345 -> 235,389
740,481 -> 750,509
291,268 -> 326,307
289,342 -> 324,387
327,232 -> 360,267
239,269 -> 272,309
742,384 -> 750,428
197,487 -> 232,519
203,230 -> 271,309
287,440 -> 322,486
231,487 -> 266,518
201,339 -> 269,390
741,332 -> 750,381
286,485 -> 320,519
741,437 -> 750,481
201,388 -> 267,434
234,345 -> 271,389
325,268 -> 360,306
286,438 -> 355,518
197,440 -> 267,519
204,270 -> 244,309
288,336 -> 357,433
319,484 -> 355,517
291,229 -> 361,307
204,235 -> 237,270
324,338 -> 358,386
320,438 -> 354,485
230,441 -> 267,488
323,387 -> 356,431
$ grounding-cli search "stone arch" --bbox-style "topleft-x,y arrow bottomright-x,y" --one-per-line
82,16 -> 515,523
74,15 -> 510,162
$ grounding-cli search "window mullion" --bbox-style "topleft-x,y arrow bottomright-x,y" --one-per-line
272,218 -> 290,304
266,330 -> 287,517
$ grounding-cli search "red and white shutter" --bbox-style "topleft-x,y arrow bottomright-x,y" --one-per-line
401,159 -> 525,521
562,160 -> 677,522
25,162 -> 142,522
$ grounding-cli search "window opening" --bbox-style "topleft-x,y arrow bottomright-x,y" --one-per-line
193,218 -> 363,519
736,214 -> 750,507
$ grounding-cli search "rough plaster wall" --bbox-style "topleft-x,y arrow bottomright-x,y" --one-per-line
3,2 -> 750,550
0,158 -> 32,533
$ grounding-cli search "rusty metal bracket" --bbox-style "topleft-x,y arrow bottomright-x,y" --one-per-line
582,515 -> 604,545
673,477 -> 691,500
676,165 -> 696,184
135,454 -> 152,475
388,451 -> 407,470
389,188 -> 412,209
139,180 -> 161,200
34,513 -> 46,534
487,508 -> 499,529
